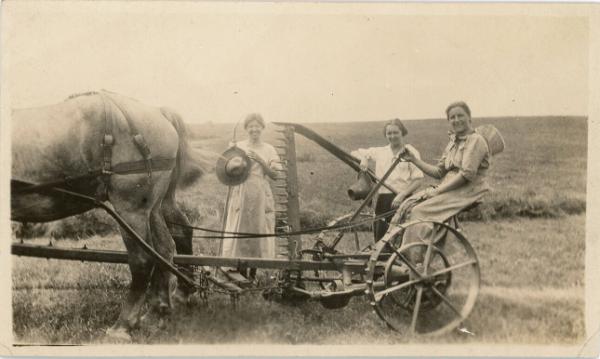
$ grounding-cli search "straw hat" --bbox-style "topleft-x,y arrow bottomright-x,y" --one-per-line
216,146 -> 252,186
475,125 -> 506,156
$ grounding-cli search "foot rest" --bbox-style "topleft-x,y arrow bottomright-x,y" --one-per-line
223,270 -> 253,288
207,272 -> 244,293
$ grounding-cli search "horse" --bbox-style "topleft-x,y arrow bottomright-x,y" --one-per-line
11,91 -> 210,341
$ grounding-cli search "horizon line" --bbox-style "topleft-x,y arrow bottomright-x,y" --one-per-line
190,114 -> 588,124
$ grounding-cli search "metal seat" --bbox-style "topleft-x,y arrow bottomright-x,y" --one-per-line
446,200 -> 483,230
460,200 -> 482,214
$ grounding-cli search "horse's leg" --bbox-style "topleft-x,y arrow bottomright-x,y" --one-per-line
148,206 -> 177,321
163,202 -> 193,255
162,200 -> 195,298
106,212 -> 154,341
107,171 -> 172,339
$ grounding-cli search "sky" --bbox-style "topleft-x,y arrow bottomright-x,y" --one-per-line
2,2 -> 590,123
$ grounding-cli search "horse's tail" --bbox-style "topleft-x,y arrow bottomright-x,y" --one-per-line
160,107 -> 215,189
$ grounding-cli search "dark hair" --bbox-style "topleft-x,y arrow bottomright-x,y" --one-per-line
244,113 -> 265,129
445,101 -> 471,120
382,118 -> 408,137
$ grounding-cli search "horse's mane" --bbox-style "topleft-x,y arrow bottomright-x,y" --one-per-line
65,90 -> 140,103
65,91 -> 100,100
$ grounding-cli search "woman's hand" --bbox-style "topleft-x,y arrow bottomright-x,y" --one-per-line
409,187 -> 438,202
359,158 -> 369,172
247,149 -> 278,180
401,146 -> 418,163
417,187 -> 438,200
391,193 -> 408,208
246,150 -> 266,168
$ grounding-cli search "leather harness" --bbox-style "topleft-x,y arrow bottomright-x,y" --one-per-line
12,91 -> 177,199
99,91 -> 155,183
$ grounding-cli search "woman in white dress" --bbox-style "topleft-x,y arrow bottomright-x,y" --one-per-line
220,113 -> 282,264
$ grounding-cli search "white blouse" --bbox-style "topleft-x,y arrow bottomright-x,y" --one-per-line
351,144 -> 424,194
235,140 -> 283,176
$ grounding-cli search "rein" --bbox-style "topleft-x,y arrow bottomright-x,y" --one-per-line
166,207 -> 399,239
11,158 -> 176,196
11,179 -> 199,290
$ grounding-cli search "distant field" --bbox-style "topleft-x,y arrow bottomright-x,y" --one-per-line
12,215 -> 585,344
14,116 -> 587,237
183,116 -> 587,228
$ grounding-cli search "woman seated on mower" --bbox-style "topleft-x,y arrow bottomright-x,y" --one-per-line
351,119 -> 424,242
392,101 -> 490,240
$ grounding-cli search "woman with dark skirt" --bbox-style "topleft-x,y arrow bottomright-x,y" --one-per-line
351,119 -> 424,242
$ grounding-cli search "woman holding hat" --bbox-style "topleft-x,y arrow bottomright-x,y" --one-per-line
219,113 -> 282,265
351,119 -> 424,242
391,101 -> 493,249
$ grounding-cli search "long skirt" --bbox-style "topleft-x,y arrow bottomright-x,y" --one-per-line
221,174 -> 276,258
393,172 -> 490,253
373,193 -> 397,242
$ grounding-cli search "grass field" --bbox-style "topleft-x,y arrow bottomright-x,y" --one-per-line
11,116 -> 587,344
180,116 -> 587,229
12,215 -> 585,344
13,116 -> 587,237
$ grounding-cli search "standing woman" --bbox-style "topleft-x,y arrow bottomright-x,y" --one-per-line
394,101 -> 491,238
220,113 -> 282,262
351,119 -> 424,242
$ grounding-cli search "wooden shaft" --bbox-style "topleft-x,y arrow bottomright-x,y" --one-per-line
218,186 -> 233,256
11,242 -> 370,271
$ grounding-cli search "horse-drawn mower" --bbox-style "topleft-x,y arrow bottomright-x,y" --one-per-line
11,95 -> 480,337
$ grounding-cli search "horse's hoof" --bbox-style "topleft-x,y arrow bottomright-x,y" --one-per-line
157,302 -> 172,315
140,309 -> 158,327
157,318 -> 167,330
105,327 -> 132,343
172,288 -> 192,307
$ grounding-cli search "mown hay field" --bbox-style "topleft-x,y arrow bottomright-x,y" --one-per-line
13,215 -> 585,344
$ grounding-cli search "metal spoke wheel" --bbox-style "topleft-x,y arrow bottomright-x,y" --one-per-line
365,220 -> 480,336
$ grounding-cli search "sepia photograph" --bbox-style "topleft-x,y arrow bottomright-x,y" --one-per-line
1,1 -> 599,356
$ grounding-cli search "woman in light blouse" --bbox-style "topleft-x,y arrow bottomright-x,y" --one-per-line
395,101 -> 490,235
221,113 -> 282,262
351,119 -> 424,242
